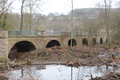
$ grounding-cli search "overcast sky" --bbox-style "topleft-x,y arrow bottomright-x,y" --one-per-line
12,0 -> 119,15
42,0 -> 98,15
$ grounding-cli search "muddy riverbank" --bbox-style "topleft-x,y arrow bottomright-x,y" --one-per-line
1,44 -> 120,79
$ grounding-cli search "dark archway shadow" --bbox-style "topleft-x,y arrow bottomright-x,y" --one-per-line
82,38 -> 88,46
68,39 -> 77,47
100,38 -> 103,44
46,40 -> 61,48
106,38 -> 108,43
12,41 -> 36,52
92,38 -> 96,45
11,41 -> 36,52
8,41 -> 36,60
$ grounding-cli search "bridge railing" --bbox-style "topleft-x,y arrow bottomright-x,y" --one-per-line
8,30 -> 37,36
68,32 -> 89,36
46,31 -> 61,36
82,32 -> 88,36
8,30 -> 90,36
68,32 -> 77,36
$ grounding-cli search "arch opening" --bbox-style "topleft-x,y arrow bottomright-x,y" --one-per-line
82,38 -> 88,46
92,38 -> 96,45
106,38 -> 108,43
8,41 -> 36,59
68,39 -> 77,47
13,41 -> 36,52
46,40 -> 61,48
100,38 -> 103,44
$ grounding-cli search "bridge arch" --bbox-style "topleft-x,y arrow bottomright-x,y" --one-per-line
106,38 -> 108,43
100,37 -> 103,44
9,41 -> 36,52
68,39 -> 77,47
92,38 -> 96,45
82,38 -> 88,46
46,40 -> 61,48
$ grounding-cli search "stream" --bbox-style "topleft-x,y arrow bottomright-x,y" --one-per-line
0,64 -> 113,80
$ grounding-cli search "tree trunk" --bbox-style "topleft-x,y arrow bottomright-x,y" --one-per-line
20,0 -> 25,32
29,2 -> 32,30
71,0 -> 73,50
104,0 -> 111,48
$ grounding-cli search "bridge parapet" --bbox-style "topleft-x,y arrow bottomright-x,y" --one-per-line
8,30 -> 37,36
37,30 -> 46,36
8,30 -> 92,37
46,30 -> 61,36
0,31 -> 8,38
61,32 -> 68,36
0,30 -> 108,61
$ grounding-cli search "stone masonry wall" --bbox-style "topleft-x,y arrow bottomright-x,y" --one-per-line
0,31 -> 8,61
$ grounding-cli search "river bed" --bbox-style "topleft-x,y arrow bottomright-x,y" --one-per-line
1,65 -> 113,80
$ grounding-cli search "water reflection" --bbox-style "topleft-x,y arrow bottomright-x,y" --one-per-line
7,65 -> 113,80
98,52 -> 109,57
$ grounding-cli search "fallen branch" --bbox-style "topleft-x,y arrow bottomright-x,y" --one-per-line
102,58 -> 113,64
27,71 -> 35,80
111,73 -> 120,79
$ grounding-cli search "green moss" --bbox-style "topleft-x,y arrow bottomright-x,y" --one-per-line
0,57 -> 7,62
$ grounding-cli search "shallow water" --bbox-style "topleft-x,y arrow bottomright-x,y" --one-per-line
98,52 -> 109,57
6,65 -> 113,80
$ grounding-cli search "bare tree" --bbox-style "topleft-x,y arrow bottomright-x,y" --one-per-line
20,0 -> 43,31
111,1 -> 120,43
70,0 -> 73,50
28,1 -> 32,30
96,0 -> 112,47
0,0 -> 15,29
20,0 -> 25,31
104,0 -> 111,47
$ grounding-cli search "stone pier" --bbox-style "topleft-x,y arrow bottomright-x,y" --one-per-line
0,31 -> 8,61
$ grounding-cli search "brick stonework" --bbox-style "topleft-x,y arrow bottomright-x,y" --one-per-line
0,31 -> 8,61
0,31 -> 107,61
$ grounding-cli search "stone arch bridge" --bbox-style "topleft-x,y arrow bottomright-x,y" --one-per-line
0,30 -> 107,60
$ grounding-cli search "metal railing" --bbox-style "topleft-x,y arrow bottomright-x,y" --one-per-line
8,30 -> 37,36
8,30 -> 90,36
68,32 -> 77,36
46,31 -> 61,36
82,32 -> 88,36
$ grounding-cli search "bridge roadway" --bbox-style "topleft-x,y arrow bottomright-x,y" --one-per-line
0,30 -> 107,61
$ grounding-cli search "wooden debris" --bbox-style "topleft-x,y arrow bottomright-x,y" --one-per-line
67,61 -> 80,67
51,46 -> 57,50
60,49 -> 64,53
67,61 -> 74,66
46,48 -> 51,53
27,59 -> 31,65
57,46 -> 62,49
104,47 -> 110,50
63,48 -> 67,52
113,46 -> 117,49
106,63 -> 118,67
27,71 -> 35,80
